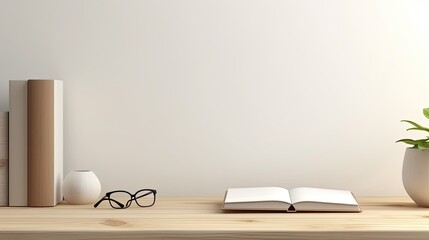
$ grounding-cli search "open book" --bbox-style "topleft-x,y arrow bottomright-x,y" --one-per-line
222,187 -> 360,212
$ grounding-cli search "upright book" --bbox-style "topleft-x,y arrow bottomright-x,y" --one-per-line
27,80 -> 63,207
9,80 -> 28,206
0,112 -> 8,206
223,187 -> 361,212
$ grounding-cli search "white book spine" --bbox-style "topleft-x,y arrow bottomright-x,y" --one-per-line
0,112 -> 8,206
9,81 -> 28,206
54,80 -> 63,204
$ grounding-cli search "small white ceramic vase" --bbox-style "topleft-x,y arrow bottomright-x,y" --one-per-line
403,148 -> 429,207
63,170 -> 101,205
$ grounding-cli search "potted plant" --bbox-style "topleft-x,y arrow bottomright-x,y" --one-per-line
397,108 -> 429,207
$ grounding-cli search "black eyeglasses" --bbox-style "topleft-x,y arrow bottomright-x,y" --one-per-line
94,189 -> 157,209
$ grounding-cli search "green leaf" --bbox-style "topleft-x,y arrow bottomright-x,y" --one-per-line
418,142 -> 429,150
396,139 -> 419,145
424,108 -> 429,119
406,127 -> 429,133
401,120 -> 424,128
396,139 -> 429,149
401,120 -> 429,132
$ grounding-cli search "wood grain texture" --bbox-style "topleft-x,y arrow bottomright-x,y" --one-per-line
27,80 -> 55,207
0,112 -> 8,206
0,197 -> 428,239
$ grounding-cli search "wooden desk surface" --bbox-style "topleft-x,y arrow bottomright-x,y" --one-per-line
0,197 -> 428,239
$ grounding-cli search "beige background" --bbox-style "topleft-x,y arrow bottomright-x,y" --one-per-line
0,0 -> 429,196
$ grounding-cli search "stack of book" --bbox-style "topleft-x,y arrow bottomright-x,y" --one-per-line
4,80 -> 63,207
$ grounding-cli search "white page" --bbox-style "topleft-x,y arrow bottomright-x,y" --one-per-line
289,187 -> 357,205
224,187 -> 291,204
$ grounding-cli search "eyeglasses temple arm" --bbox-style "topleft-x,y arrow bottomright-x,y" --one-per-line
94,196 -> 108,208
135,191 -> 154,200
110,199 -> 125,208
94,196 -> 125,209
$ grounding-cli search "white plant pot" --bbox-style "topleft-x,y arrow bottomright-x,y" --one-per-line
63,170 -> 101,205
402,148 -> 429,207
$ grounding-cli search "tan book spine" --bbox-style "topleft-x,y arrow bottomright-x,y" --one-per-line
0,112 -> 8,206
27,80 -> 63,207
9,80 -> 27,206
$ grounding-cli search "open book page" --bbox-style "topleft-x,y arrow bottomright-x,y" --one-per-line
223,187 -> 291,210
289,187 -> 359,212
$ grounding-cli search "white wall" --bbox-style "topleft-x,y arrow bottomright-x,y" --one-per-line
1,0 -> 429,196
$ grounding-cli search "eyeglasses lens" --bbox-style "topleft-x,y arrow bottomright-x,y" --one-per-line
109,191 -> 132,209
135,190 -> 155,207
